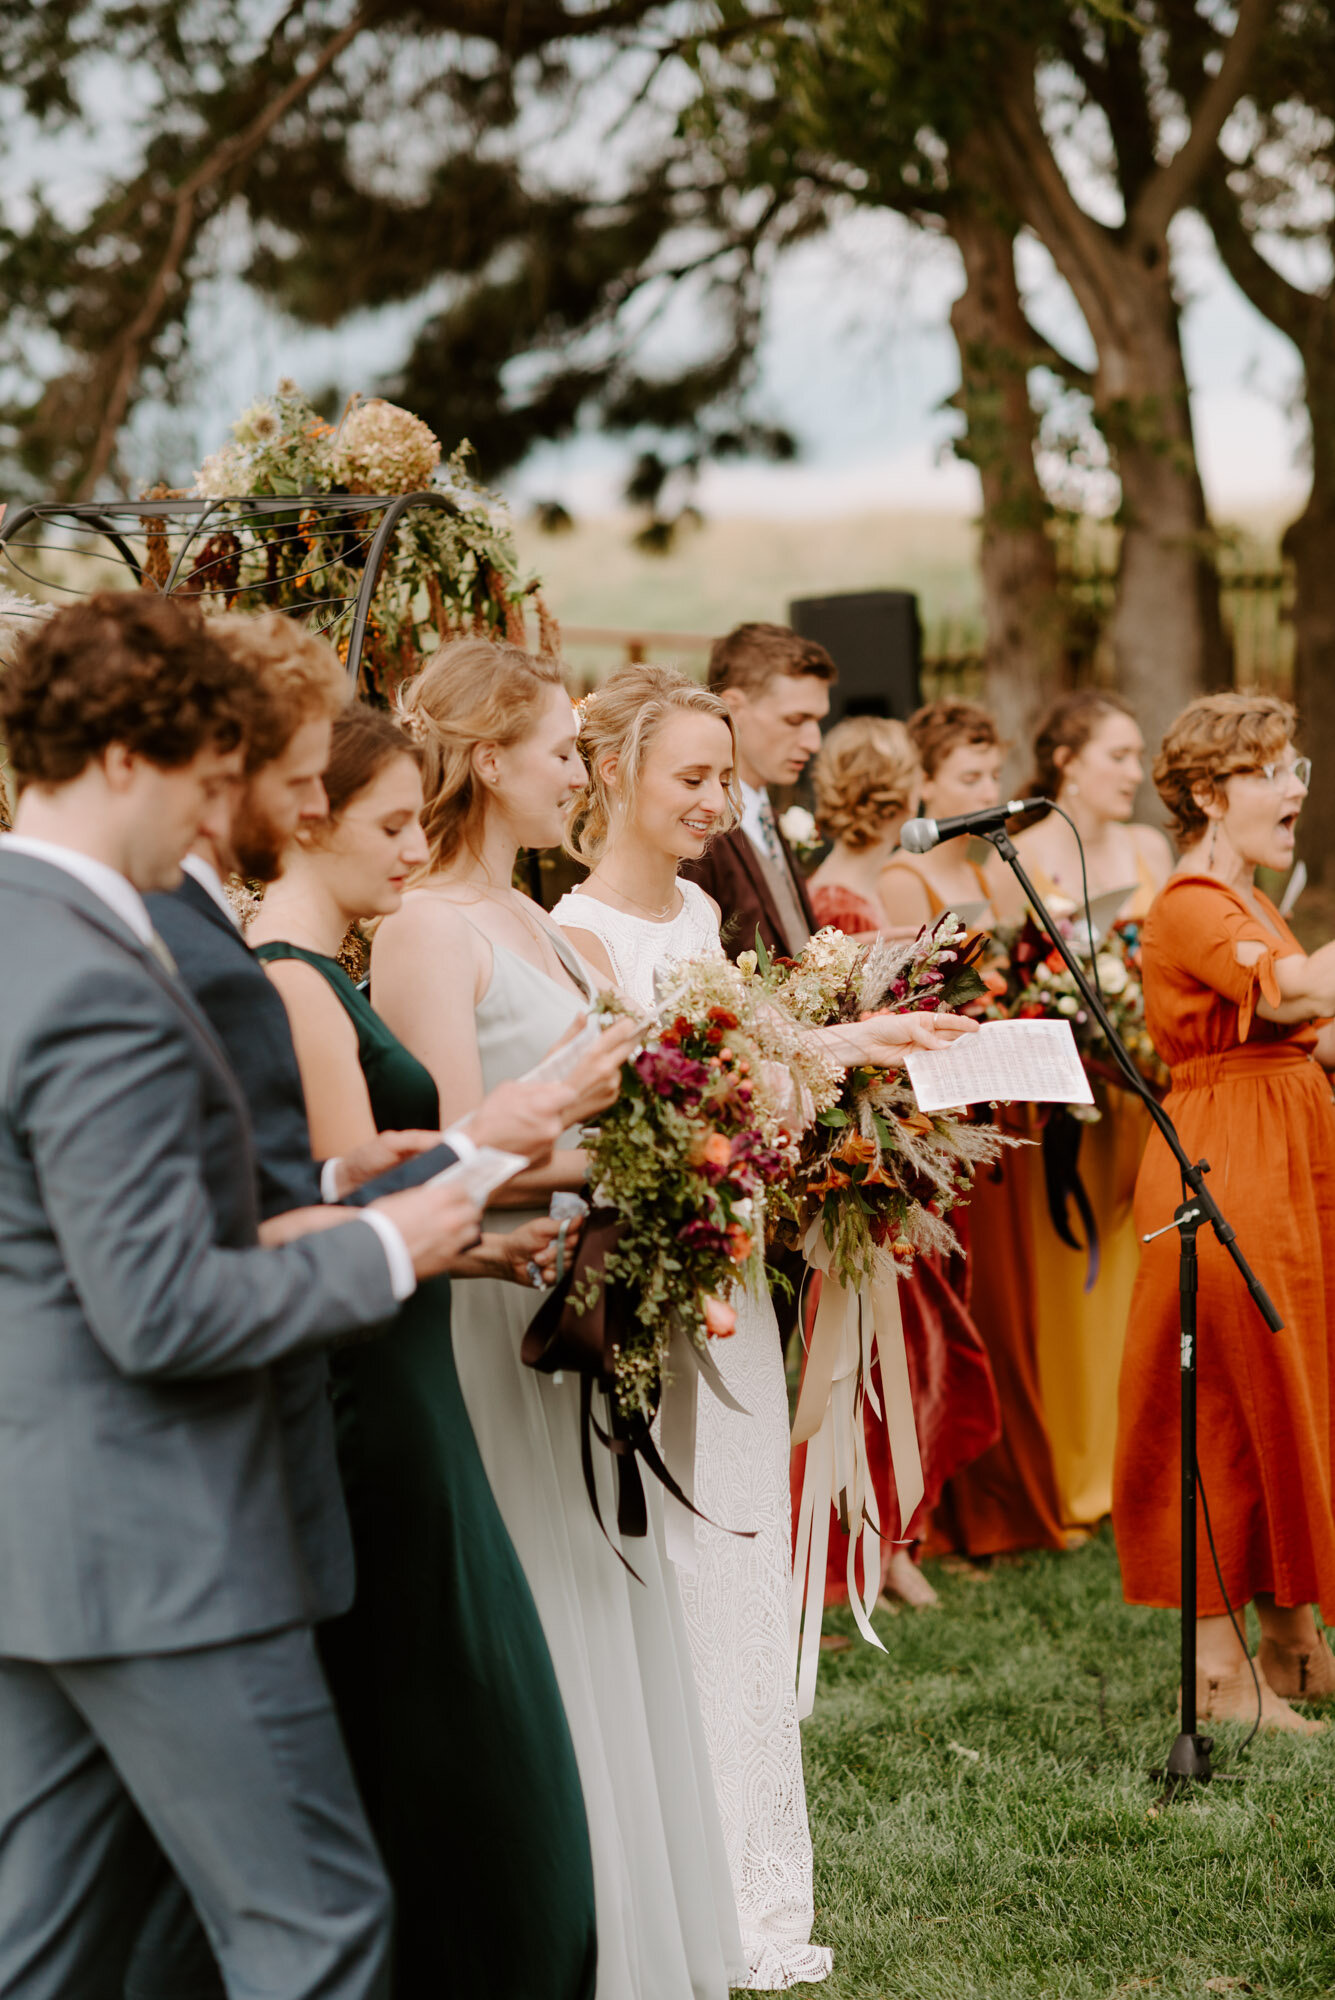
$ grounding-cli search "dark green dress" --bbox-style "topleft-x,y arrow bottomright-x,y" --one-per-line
255,941 -> 597,2000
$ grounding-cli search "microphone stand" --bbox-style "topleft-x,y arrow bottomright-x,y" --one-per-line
982,826 -> 1283,1792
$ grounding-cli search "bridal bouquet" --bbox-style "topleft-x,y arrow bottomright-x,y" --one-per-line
983,912 -> 1167,1096
750,918 -> 1003,1285
564,958 -> 835,1422
740,917 -> 1010,1712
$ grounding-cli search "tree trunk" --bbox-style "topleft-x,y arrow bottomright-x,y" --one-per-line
1099,266 -> 1232,764
1286,321 -> 1335,887
947,186 -> 1068,778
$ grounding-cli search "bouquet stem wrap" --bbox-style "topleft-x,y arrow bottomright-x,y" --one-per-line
789,1226 -> 923,1720
523,1209 -> 750,1576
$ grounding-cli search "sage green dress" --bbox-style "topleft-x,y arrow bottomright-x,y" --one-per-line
255,941 -> 597,2000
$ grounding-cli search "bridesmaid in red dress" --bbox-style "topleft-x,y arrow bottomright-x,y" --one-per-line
790,716 -> 1000,1613
880,700 -> 1066,1560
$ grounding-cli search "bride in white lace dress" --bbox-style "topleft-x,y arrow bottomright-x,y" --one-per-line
553,666 -> 979,1992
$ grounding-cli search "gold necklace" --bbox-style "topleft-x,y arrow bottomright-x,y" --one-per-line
585,870 -> 680,922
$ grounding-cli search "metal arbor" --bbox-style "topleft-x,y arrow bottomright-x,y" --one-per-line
0,491 -> 464,689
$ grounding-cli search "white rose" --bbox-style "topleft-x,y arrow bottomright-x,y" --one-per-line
779,805 -> 817,846
1094,953 -> 1129,996
1057,994 -> 1079,1016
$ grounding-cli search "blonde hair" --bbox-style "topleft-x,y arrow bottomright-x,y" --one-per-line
1154,690 -> 1297,845
210,609 -> 348,772
566,662 -> 739,866
396,634 -> 567,870
811,715 -> 919,851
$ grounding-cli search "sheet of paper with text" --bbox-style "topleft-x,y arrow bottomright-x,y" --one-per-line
905,1018 -> 1095,1114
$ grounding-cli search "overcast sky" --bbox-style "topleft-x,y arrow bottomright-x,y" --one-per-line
8,53 -> 1315,526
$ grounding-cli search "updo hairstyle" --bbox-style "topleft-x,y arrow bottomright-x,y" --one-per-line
1153,691 -> 1296,846
907,699 -> 1001,779
810,715 -> 919,851
302,704 -> 423,845
566,662 -> 739,866
396,635 -> 567,871
1028,689 -> 1136,803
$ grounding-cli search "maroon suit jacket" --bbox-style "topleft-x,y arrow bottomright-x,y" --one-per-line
681,824 -> 817,963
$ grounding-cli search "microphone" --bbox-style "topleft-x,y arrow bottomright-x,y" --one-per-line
899,800 -> 1045,854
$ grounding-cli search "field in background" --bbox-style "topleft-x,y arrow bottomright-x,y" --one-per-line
513,507 -> 1291,685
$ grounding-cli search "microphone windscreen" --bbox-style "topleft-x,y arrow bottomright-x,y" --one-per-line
899,818 -> 936,855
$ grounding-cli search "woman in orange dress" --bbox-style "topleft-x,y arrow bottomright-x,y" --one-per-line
792,718 -> 1000,1612
881,700 -> 1066,1558
992,692 -> 1173,1532
1115,692 -> 1335,1733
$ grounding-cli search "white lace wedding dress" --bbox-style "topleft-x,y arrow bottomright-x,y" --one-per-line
553,880 -> 833,1993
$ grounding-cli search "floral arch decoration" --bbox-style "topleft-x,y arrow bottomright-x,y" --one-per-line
0,384 -> 559,701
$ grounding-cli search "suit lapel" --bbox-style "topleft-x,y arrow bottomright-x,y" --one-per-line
177,867 -> 248,946
775,821 -> 818,931
0,853 -> 253,1125
725,829 -> 786,951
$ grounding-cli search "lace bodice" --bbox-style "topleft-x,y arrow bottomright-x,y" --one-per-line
551,879 -> 724,1011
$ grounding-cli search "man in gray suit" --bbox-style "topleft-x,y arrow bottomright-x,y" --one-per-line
0,593 -> 485,2000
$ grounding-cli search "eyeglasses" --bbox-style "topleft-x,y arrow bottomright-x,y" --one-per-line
1229,757 -> 1311,789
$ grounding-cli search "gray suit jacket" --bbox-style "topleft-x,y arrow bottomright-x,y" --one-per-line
0,851 -> 401,1662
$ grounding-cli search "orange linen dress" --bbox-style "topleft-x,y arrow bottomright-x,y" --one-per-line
1113,876 -> 1335,1619
879,859 -> 1066,1557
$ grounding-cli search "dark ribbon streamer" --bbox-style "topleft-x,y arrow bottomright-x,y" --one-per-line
1041,1107 -> 1100,1293
522,1209 -> 756,1577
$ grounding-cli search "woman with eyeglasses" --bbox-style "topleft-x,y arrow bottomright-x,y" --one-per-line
1114,693 -> 1335,1734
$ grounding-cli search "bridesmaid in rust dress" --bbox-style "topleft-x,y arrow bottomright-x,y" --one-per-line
1116,693 -> 1335,1733
791,717 -> 1000,1613
880,700 -> 1066,1561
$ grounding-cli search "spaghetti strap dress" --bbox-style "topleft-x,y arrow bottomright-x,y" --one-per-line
1113,877 -> 1335,1617
253,940 -> 597,2000
879,863 -> 1066,1556
424,911 -> 744,2000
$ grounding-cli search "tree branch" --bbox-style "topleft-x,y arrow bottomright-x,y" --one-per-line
77,3 -> 379,497
1022,322 -> 1095,395
1197,160 -> 1310,348
987,63 -> 1123,362
1131,0 -> 1275,241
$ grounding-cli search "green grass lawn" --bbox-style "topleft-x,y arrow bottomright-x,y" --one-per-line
796,1529 -> 1335,2000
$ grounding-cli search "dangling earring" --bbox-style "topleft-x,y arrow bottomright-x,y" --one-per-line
1067,779 -> 1080,800
1207,821 -> 1218,869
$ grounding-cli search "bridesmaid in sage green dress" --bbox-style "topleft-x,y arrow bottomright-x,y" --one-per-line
249,706 -> 597,2000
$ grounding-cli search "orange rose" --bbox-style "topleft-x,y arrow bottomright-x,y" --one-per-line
725,1225 -> 753,1263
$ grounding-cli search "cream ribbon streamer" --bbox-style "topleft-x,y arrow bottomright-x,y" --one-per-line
790,1226 -> 923,1720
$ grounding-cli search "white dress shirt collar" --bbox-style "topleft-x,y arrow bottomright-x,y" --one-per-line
0,834 -> 154,946
181,852 -> 242,929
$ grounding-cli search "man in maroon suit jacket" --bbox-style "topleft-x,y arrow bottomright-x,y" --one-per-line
682,623 -> 837,1347
681,621 -> 836,961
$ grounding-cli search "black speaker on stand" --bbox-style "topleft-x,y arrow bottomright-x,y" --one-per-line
788,589 -> 922,725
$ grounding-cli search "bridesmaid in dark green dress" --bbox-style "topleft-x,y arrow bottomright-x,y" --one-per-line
249,708 -> 596,2000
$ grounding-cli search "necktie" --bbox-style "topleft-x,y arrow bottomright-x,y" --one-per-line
754,793 -> 784,865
